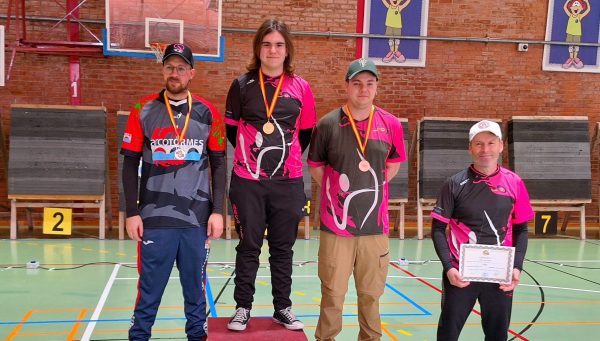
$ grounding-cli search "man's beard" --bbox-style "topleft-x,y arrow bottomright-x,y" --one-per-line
165,78 -> 189,96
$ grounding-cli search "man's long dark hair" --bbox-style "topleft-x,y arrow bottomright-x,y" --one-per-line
247,19 -> 295,75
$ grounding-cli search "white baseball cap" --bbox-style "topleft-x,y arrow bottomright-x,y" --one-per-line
469,120 -> 502,141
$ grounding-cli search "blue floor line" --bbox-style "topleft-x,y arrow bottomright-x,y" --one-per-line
0,318 -> 185,325
0,283 -> 430,327
385,282 -> 431,316
205,275 -> 218,317
0,311 -> 427,326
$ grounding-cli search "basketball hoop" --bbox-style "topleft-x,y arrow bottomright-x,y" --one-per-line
150,42 -> 169,63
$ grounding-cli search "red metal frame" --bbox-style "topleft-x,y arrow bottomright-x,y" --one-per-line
4,0 -> 104,57
356,0 -> 365,58
67,0 -> 82,105
3,0 -> 104,94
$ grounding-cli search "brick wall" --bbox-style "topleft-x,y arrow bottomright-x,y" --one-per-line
1,0 -> 599,228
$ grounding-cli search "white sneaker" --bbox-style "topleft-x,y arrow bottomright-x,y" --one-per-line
227,307 -> 251,331
272,307 -> 304,330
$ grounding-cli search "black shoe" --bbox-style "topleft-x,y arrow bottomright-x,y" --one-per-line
273,307 -> 304,330
227,307 -> 251,331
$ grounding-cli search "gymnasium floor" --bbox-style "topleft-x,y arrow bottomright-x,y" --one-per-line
1,233 -> 599,340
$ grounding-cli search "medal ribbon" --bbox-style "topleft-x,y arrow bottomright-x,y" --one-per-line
344,105 -> 375,157
164,90 -> 192,144
259,69 -> 285,122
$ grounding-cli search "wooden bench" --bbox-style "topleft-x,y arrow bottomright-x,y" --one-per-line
9,195 -> 106,239
416,117 -> 503,239
0,112 -> 9,221
300,149 -> 312,239
116,111 -> 129,240
8,104 -> 107,239
592,122 -> 600,239
529,200 -> 588,240
388,118 -> 410,239
508,116 -> 591,239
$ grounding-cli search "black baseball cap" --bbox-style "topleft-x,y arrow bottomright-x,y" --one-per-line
162,43 -> 194,68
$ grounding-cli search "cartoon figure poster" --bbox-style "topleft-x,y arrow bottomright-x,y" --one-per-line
359,0 -> 429,67
543,0 -> 600,73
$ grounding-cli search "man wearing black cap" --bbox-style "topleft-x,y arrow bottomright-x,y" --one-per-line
121,43 -> 226,341
308,58 -> 407,340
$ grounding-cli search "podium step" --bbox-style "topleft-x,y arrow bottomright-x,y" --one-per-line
208,317 -> 308,340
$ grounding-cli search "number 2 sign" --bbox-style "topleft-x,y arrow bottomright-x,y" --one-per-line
43,208 -> 73,236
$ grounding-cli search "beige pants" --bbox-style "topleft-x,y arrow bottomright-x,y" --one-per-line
315,231 -> 390,341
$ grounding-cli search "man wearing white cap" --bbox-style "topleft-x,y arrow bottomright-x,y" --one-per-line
430,120 -> 534,341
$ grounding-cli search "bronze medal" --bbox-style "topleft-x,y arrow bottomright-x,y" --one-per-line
263,122 -> 275,134
359,160 -> 371,172
344,105 -> 375,174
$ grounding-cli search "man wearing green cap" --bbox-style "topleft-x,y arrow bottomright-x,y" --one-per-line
308,58 -> 407,340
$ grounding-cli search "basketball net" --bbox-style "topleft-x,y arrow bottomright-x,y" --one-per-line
150,42 -> 169,63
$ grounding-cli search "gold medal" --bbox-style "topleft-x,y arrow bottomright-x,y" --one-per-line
359,160 -> 371,172
259,70 -> 284,135
263,122 -> 275,134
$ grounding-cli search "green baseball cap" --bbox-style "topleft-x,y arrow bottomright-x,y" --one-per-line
345,58 -> 379,80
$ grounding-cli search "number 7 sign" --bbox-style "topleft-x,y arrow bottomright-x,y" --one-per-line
534,211 -> 558,236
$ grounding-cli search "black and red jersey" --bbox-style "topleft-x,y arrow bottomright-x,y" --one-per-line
121,90 -> 225,228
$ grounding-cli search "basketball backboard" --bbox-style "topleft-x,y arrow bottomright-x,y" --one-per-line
104,0 -> 224,62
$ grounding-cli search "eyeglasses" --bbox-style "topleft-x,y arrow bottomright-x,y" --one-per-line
163,65 -> 190,76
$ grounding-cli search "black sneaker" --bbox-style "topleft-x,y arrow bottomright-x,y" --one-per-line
272,307 -> 304,330
227,307 -> 251,331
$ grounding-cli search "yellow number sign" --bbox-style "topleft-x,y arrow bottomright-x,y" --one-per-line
304,199 -> 311,216
541,215 -> 552,234
534,211 -> 557,236
43,208 -> 72,235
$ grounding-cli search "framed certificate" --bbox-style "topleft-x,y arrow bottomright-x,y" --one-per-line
459,244 -> 515,284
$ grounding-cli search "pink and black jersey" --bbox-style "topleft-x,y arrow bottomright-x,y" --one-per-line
308,107 -> 406,237
225,71 -> 316,180
431,166 -> 534,269
121,90 -> 226,228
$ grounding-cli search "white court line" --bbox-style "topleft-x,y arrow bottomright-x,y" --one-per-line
519,283 -> 600,294
113,273 -> 600,295
115,274 -> 440,280
526,259 -> 600,263
81,263 -> 121,341
113,275 -> 425,279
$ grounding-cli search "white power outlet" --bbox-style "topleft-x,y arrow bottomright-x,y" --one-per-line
517,43 -> 529,52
